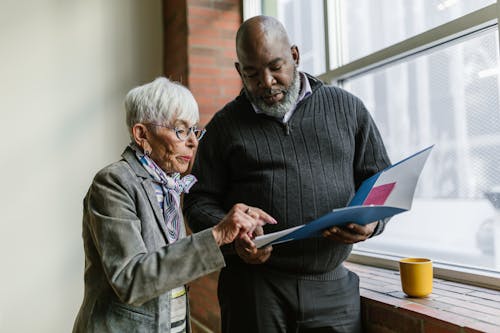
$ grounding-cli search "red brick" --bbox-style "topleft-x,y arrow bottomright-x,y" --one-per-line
190,67 -> 223,77
189,54 -> 216,66
399,302 -> 473,327
188,6 -> 219,19
218,68 -> 238,78
189,35 -> 219,47
403,296 -> 454,312
188,272 -> 221,332
190,46 -> 218,57
190,26 -> 219,38
361,289 -> 413,308
365,303 -> 422,333
191,85 -> 220,97
423,319 -> 461,333
199,113 -> 214,127
219,76 -> 241,86
188,2 -> 239,16
214,18 -> 241,31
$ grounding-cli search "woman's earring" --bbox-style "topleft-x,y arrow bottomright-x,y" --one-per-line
143,142 -> 151,156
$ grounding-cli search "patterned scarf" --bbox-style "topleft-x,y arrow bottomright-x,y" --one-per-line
130,143 -> 197,243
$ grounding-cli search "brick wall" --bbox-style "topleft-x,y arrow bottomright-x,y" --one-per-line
164,0 -> 242,127
163,1 -> 242,332
189,272 -> 221,333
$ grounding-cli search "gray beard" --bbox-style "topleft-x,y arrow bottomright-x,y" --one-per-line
244,69 -> 301,119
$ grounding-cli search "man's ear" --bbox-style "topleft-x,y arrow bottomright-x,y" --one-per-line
234,62 -> 243,78
291,45 -> 300,66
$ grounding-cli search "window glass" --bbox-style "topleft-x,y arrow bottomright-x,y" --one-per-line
263,0 -> 326,75
345,28 -> 500,271
332,0 -> 495,66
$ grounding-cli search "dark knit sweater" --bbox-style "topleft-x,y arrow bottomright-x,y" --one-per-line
184,73 -> 390,277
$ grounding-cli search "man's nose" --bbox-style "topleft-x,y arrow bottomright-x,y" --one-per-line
258,69 -> 276,88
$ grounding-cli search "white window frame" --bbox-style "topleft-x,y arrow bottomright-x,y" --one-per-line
244,1 -> 500,290
327,2 -> 500,291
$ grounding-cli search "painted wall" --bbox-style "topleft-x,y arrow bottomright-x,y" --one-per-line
0,1 -> 163,332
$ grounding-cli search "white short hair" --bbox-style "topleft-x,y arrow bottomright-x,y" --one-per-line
125,77 -> 199,139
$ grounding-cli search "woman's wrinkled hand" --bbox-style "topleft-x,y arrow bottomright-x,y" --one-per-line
212,203 -> 277,246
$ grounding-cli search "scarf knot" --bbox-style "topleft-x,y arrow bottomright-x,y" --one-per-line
130,143 -> 197,243
164,173 -> 197,195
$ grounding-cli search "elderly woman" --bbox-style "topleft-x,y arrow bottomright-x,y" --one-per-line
73,77 -> 276,333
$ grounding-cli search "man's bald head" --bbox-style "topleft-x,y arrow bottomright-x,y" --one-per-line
235,15 -> 292,62
233,16 -> 300,118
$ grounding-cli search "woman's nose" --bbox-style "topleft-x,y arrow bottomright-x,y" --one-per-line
185,133 -> 198,148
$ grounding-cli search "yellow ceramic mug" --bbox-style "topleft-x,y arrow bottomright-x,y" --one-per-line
399,258 -> 433,297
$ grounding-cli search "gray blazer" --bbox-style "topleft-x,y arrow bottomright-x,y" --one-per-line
73,147 -> 225,333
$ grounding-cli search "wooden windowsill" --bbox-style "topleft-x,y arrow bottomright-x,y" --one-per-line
345,262 -> 500,332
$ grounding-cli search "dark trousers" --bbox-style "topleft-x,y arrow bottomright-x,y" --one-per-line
217,265 -> 362,333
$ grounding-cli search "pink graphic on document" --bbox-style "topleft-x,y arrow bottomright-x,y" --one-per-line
363,182 -> 396,205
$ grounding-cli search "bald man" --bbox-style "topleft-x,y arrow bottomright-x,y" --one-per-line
184,15 -> 391,333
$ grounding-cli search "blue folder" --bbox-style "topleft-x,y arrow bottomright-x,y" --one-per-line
254,145 -> 433,248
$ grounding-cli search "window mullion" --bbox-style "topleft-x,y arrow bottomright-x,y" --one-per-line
320,3 -> 498,83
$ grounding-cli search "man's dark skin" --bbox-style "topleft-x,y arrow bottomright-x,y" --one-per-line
233,16 -> 378,264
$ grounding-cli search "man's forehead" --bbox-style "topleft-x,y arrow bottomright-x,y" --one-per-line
240,56 -> 284,71
238,38 -> 289,64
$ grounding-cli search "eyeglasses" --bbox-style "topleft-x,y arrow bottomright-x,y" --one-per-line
147,123 -> 206,141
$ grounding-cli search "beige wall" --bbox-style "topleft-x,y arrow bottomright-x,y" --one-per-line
0,1 -> 163,332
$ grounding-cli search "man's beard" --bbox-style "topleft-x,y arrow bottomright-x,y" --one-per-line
244,68 -> 301,119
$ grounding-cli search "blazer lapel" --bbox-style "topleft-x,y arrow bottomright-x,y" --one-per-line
122,146 -> 170,242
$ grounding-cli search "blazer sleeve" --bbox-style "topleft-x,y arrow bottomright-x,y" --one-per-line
85,166 -> 225,306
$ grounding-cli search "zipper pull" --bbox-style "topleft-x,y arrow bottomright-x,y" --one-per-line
284,122 -> 290,135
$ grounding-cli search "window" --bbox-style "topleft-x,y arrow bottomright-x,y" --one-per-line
332,0 -> 495,65
246,0 -> 500,287
246,0 -> 325,75
276,0 -> 326,75
347,28 -> 500,271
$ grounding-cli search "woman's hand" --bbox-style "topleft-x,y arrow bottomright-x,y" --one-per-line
212,203 -> 277,246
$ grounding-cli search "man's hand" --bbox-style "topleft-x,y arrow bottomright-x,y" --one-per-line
322,221 -> 378,244
234,225 -> 273,264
